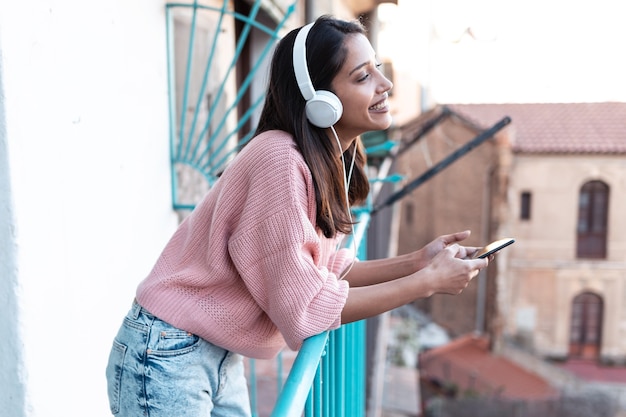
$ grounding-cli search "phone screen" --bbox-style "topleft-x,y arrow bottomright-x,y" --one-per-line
474,238 -> 515,259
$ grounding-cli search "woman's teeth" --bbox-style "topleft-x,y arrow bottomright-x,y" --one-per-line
369,100 -> 387,111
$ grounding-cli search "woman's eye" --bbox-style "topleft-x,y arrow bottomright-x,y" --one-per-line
357,64 -> 382,82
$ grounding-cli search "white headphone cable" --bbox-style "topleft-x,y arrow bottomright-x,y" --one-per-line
330,126 -> 357,279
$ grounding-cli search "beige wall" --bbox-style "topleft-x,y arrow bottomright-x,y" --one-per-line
502,153 -> 626,362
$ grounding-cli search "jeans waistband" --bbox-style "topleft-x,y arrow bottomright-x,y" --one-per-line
131,298 -> 154,320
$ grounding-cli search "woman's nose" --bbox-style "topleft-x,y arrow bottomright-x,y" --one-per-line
378,75 -> 393,94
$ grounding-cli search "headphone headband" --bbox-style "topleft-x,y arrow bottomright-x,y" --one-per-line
292,22 -> 343,128
292,23 -> 316,101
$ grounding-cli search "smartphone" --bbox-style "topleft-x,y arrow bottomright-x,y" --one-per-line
473,238 -> 515,259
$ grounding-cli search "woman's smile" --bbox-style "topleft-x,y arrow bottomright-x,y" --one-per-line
369,93 -> 389,112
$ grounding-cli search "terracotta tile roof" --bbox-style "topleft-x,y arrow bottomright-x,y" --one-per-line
419,334 -> 558,400
446,102 -> 626,154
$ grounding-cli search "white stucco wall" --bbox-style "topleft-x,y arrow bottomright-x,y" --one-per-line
0,1 -> 180,416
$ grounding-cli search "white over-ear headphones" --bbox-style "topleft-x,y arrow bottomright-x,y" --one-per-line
292,22 -> 343,128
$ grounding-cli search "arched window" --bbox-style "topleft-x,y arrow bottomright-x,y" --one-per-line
576,181 -> 609,259
569,292 -> 603,360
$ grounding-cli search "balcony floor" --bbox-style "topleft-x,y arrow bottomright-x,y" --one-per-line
382,365 -> 420,417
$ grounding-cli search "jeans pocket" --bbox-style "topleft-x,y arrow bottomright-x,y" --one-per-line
149,329 -> 200,356
105,340 -> 127,414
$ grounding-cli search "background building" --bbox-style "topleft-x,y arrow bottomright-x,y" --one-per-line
440,103 -> 626,366
401,101 -> 626,415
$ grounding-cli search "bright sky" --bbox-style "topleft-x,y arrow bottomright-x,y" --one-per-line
378,0 -> 626,104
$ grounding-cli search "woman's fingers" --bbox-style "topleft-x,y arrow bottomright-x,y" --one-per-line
431,245 -> 488,294
440,230 -> 471,246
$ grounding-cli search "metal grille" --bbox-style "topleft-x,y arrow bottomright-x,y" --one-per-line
165,0 -> 296,210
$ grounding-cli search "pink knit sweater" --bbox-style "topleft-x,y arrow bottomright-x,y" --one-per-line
136,130 -> 352,359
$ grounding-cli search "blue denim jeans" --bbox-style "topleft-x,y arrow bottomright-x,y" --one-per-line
105,301 -> 252,416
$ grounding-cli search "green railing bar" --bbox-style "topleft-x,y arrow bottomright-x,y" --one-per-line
352,320 -> 367,413
166,0 -> 287,167
207,90 -> 273,176
166,7 -> 180,209
166,2 -> 288,37
184,0 -> 229,162
327,331 -> 336,416
369,173 -> 404,183
333,328 -> 346,416
194,1 -> 262,158
270,331 -> 329,417
199,4 -> 297,172
248,359 -> 259,417
176,0 -> 200,160
322,349 -> 331,416
198,2 -> 296,170
166,0 -> 297,209
197,94 -> 262,178
304,362 -> 321,417
364,140 -> 397,155
195,0 -> 298,171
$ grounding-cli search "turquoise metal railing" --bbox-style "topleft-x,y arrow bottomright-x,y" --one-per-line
165,0 -> 297,209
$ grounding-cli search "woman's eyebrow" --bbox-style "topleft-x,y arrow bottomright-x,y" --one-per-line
348,61 -> 370,76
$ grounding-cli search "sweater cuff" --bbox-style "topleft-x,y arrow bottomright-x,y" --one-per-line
328,247 -> 357,278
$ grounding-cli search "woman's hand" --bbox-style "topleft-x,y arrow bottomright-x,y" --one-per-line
341,237 -> 488,323
415,230 -> 481,269
420,242 -> 488,296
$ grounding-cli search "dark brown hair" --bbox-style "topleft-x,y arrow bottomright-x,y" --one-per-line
254,15 -> 370,238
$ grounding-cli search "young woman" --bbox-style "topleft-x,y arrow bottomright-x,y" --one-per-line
105,15 -> 488,417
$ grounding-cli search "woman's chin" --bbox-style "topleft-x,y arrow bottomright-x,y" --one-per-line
370,114 -> 393,130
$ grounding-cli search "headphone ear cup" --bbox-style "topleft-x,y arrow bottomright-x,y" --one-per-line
305,90 -> 343,128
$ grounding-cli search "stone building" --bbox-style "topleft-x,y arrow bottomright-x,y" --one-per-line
397,102 -> 626,365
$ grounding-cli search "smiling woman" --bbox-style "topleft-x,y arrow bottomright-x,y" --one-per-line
105,14 -> 489,417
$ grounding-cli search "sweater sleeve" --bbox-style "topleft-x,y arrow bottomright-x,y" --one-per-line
229,208 -> 349,351
227,145 -> 349,351
327,247 -> 357,277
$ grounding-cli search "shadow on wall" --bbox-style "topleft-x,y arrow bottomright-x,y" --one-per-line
0,63 -> 26,416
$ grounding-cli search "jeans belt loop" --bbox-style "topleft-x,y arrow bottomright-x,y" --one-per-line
131,298 -> 142,320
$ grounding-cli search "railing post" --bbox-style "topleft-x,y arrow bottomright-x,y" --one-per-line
270,332 -> 329,417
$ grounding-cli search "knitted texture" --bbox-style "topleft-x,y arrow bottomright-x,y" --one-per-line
136,130 -> 352,359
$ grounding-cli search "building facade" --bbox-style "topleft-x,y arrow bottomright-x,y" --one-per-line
495,102 -> 626,364
402,102 -> 626,366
